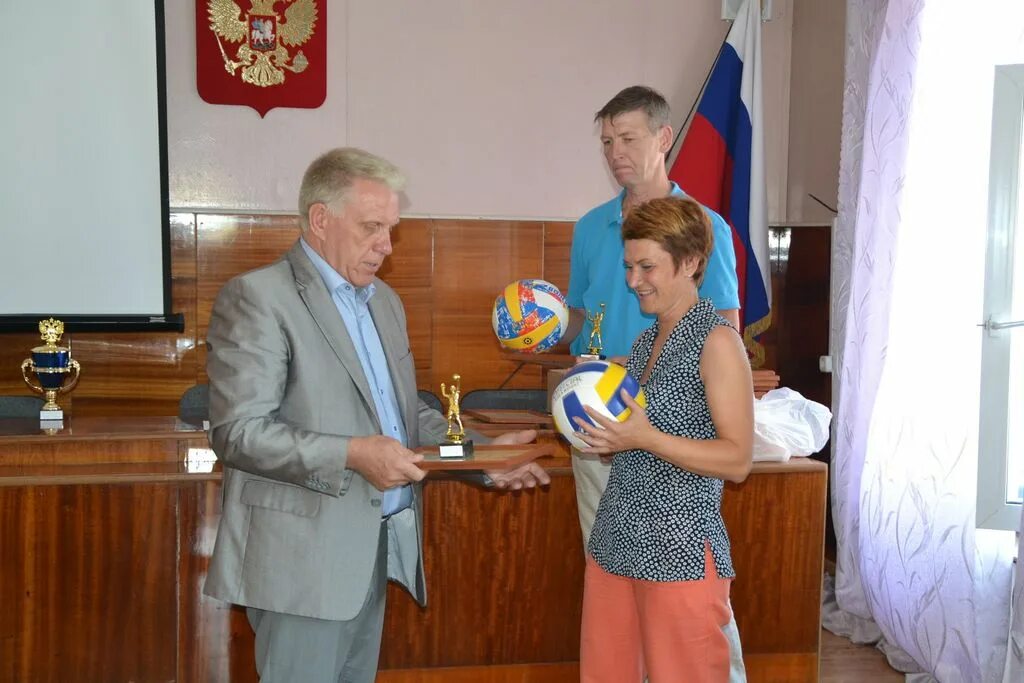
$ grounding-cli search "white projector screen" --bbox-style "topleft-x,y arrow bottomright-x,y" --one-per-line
0,1 -> 177,331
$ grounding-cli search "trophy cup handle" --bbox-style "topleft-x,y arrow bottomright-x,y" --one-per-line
20,359 -> 44,396
60,359 -> 82,395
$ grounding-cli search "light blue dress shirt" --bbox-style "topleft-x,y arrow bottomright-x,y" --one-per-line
300,239 -> 412,516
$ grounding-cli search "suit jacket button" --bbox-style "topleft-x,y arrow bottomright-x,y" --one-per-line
370,499 -> 381,508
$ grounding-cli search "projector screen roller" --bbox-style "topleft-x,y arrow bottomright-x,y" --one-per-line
0,1 -> 178,332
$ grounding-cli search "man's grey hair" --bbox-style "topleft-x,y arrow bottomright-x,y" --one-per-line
594,85 -> 672,132
298,147 -> 406,230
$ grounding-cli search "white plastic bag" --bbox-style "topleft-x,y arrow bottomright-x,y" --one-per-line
752,387 -> 832,462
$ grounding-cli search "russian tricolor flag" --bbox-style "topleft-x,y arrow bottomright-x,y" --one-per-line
669,0 -> 771,361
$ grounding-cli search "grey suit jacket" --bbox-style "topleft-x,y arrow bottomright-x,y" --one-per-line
203,241 -> 448,621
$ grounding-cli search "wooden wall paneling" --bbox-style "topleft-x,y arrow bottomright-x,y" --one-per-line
0,484 -> 179,683
174,212 -> 201,385
539,221 -> 575,389
540,221 -> 573,294
379,219 -> 435,389
430,220 -> 546,393
379,476 -> 585,668
195,214 -> 302,384
406,284 -> 435,391
776,227 -> 831,408
7,212 -> 780,414
163,210 -> 199,361
776,226 -> 834,551
0,215 -> 578,413
379,218 -> 434,289
0,330 -> 49,400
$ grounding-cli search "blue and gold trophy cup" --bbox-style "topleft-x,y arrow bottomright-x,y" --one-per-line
21,318 -> 81,421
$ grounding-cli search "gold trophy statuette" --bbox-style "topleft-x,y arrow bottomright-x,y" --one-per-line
439,374 -> 474,459
584,302 -> 606,358
21,318 -> 81,422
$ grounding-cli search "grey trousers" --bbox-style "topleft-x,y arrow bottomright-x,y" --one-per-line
246,522 -> 388,683
573,453 -> 749,683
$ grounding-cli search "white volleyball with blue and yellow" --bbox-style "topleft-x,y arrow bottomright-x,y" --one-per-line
491,279 -> 569,353
551,360 -> 647,450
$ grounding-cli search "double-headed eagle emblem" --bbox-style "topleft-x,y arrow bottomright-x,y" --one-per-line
207,0 -> 317,87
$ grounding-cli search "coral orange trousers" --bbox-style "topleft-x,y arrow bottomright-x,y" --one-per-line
580,546 -> 733,683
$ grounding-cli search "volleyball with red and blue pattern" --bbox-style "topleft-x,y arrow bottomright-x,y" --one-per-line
551,360 -> 647,450
491,279 -> 569,353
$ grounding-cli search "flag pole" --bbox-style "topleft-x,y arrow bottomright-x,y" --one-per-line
669,31 -> 731,161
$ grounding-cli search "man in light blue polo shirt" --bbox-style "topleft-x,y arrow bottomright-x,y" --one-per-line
567,183 -> 739,356
564,85 -> 746,681
566,86 -> 740,358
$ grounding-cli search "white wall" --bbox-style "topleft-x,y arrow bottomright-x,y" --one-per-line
167,0 -> 798,220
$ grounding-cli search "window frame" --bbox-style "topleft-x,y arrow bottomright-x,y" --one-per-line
978,63 -> 1024,532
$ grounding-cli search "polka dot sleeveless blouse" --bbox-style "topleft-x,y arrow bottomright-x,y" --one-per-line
589,298 -> 736,582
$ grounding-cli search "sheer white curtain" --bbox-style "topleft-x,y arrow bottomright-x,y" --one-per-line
1007,508 -> 1023,681
827,1 -> 1023,681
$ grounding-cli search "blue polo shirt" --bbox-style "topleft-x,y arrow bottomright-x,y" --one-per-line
300,239 -> 412,517
566,183 -> 739,357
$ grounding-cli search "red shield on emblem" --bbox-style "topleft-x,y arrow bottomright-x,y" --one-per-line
197,0 -> 326,118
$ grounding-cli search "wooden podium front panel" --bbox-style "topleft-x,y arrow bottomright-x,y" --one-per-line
0,484 -> 179,683
0,418 -> 826,682
724,460 -> 827,678
380,476 -> 584,669
726,463 -> 827,653
177,481 -> 260,683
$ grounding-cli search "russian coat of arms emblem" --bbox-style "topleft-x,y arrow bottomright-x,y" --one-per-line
197,0 -> 326,116
207,0 -> 316,87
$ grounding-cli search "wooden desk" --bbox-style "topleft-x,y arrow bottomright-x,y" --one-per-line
0,416 -> 825,682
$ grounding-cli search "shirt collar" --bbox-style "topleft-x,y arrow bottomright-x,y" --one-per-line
299,238 -> 375,304
612,182 -> 686,224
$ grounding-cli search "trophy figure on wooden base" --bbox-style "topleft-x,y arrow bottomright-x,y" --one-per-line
21,318 -> 81,423
439,374 -> 474,458
582,302 -> 606,360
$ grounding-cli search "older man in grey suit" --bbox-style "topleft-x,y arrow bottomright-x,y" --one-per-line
203,148 -> 549,683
